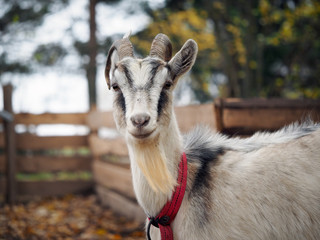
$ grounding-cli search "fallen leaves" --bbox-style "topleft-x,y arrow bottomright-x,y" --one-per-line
1,194 -> 145,240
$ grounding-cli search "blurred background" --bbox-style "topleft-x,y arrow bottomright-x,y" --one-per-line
1,0 -> 320,114
1,1 -> 320,238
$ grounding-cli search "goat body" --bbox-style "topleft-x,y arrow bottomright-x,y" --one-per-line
105,33 -> 320,239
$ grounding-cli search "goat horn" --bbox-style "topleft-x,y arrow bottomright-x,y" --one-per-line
150,33 -> 172,62
105,36 -> 134,89
114,36 -> 134,60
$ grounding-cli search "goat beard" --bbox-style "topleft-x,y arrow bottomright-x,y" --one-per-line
132,141 -> 176,195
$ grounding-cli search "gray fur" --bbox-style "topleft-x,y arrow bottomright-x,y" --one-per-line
184,121 -> 320,153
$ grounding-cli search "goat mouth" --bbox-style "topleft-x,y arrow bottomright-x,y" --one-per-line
130,129 -> 155,139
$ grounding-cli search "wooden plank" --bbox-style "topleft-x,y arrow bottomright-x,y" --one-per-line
18,179 -> 94,198
93,160 -> 135,199
87,110 -> 116,130
0,132 -> 5,148
217,98 -> 320,109
16,134 -> 88,150
223,108 -> 320,133
213,99 -> 224,132
14,113 -> 88,125
0,176 -> 5,195
214,98 -> 320,134
89,134 -> 128,157
96,185 -> 145,223
17,156 -> 91,173
0,178 -> 94,200
0,155 -> 91,173
0,155 -> 5,173
175,104 -> 216,132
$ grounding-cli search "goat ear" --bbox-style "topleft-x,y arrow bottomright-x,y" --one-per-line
105,46 -> 120,90
168,39 -> 198,81
105,36 -> 134,89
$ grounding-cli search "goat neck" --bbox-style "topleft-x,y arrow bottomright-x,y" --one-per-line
127,110 -> 183,217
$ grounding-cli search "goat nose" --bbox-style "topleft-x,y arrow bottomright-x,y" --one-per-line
130,113 -> 150,128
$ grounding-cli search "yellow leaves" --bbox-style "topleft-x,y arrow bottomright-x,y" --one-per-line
275,78 -> 284,87
226,24 -> 240,36
279,21 -> 293,41
226,24 -> 246,66
2,195 -> 145,239
202,81 -> 209,92
293,1 -> 320,18
249,60 -> 257,70
96,228 -> 108,235
271,11 -> 282,23
12,14 -> 20,23
259,0 -> 320,45
259,0 -> 271,17
302,88 -> 320,99
213,2 -> 224,11
132,8 -> 217,57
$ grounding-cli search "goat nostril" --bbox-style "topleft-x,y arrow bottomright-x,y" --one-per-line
131,114 -> 150,128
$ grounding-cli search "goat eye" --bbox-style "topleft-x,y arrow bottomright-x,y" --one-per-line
164,81 -> 173,89
112,84 -> 120,92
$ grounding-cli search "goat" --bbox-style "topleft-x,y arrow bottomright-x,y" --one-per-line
105,33 -> 320,240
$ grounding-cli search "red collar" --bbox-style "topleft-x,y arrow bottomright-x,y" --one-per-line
147,152 -> 188,240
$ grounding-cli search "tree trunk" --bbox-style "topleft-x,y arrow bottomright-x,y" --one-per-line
214,20 -> 240,97
3,85 -> 17,204
206,0 -> 241,97
88,0 -> 97,109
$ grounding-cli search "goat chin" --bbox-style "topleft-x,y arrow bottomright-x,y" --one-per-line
131,139 -> 176,195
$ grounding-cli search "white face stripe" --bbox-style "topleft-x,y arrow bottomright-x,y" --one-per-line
114,58 -> 168,89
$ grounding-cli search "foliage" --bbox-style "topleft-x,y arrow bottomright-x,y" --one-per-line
33,44 -> 67,66
135,0 -> 320,100
258,0 -> 320,99
132,8 -> 220,102
1,0 -> 319,104
200,0 -> 320,99
0,0 -> 69,78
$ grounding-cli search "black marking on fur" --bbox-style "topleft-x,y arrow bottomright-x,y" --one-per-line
122,64 -> 134,87
188,146 -> 224,193
165,63 -> 171,71
157,90 -> 169,120
145,59 -> 162,90
115,91 -> 126,116
184,128 -> 225,228
150,60 -> 161,83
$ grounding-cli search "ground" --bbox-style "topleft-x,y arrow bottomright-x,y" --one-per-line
0,194 -> 145,240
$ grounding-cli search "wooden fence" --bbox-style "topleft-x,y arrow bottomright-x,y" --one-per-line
214,98 -> 320,135
1,82 -> 320,223
0,86 -> 93,203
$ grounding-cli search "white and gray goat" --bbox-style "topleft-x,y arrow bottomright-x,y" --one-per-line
105,33 -> 320,240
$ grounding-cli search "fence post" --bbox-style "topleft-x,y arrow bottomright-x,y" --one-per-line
213,98 -> 224,133
3,84 -> 17,204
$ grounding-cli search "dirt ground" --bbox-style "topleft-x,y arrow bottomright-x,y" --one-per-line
0,194 -> 145,240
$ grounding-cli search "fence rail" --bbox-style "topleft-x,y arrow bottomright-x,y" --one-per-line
214,98 -> 320,135
0,85 -> 93,203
